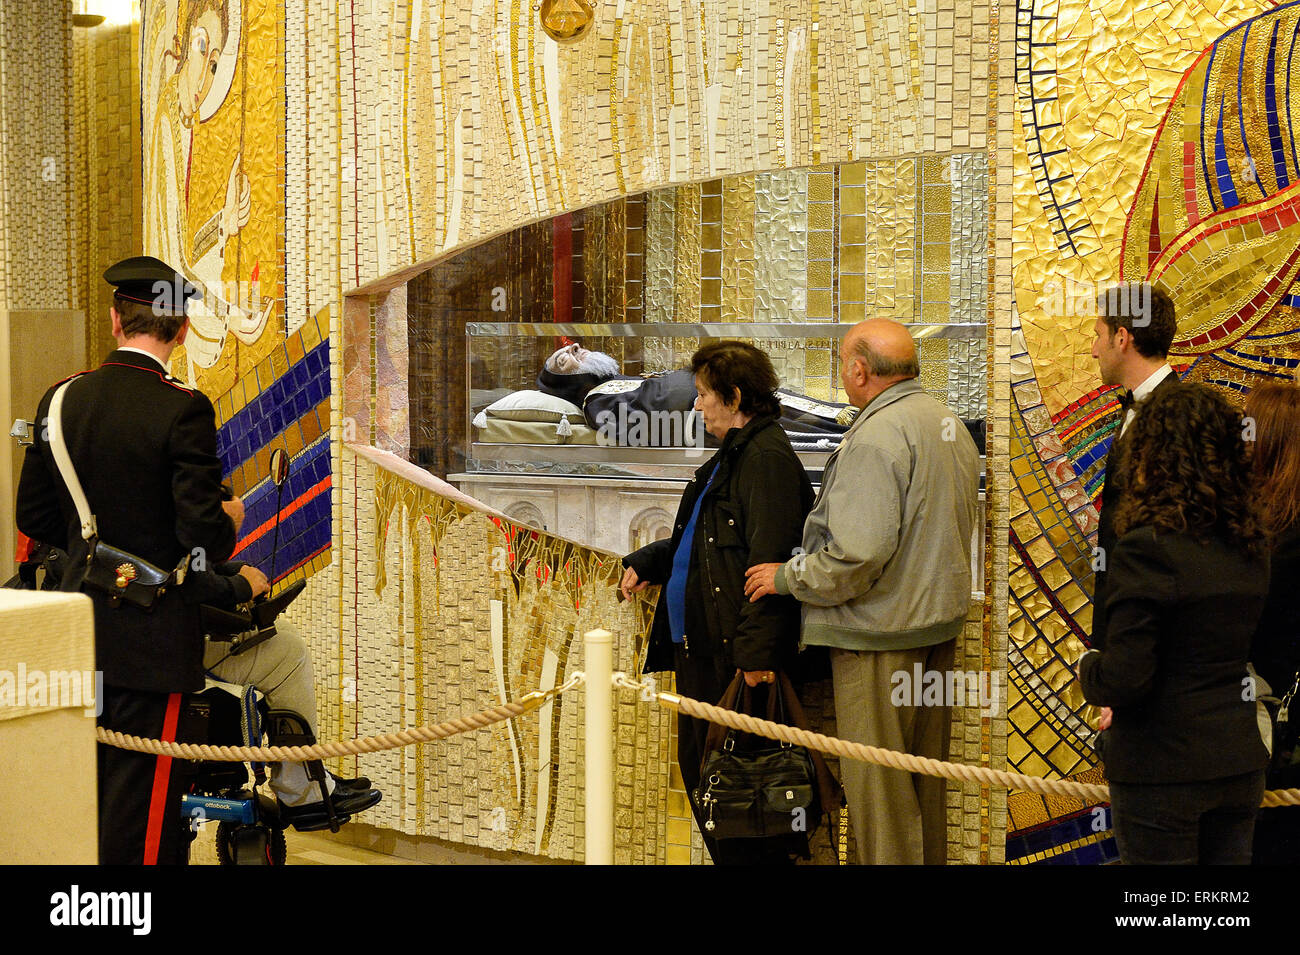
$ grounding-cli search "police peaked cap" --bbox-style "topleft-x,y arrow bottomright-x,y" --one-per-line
103,256 -> 201,316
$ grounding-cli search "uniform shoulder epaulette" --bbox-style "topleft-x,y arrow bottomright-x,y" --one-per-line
160,373 -> 195,394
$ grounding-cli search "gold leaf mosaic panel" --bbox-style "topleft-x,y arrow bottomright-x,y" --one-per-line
721,174 -> 756,324
754,169 -> 810,324
1012,0 -> 1277,417
350,451 -> 669,858
673,183 -> 702,363
806,166 -> 836,322
920,155 -> 953,325
144,0 -> 286,395
1005,402 -> 1099,782
863,158 -> 917,321
701,179 -> 723,324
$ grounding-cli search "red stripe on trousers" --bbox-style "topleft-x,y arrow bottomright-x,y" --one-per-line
142,693 -> 182,865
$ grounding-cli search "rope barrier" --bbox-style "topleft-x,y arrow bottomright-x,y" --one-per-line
94,673 -> 586,762
91,666 -> 1300,809
610,674 -> 1300,809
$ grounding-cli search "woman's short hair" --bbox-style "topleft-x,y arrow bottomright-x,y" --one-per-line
1245,379 -> 1300,536
690,340 -> 781,419
1114,382 -> 1266,556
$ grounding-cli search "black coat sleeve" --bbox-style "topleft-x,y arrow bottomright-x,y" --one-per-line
1079,529 -> 1174,707
167,390 -> 238,561
730,448 -> 811,671
182,568 -> 254,608
15,389 -> 67,549
624,537 -> 674,586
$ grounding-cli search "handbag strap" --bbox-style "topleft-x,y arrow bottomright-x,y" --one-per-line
701,673 -> 747,771
47,378 -> 97,542
776,673 -> 846,832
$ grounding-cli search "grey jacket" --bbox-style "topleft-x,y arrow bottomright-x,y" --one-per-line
775,378 -> 979,651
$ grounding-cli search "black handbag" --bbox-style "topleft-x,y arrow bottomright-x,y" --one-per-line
693,672 -> 842,842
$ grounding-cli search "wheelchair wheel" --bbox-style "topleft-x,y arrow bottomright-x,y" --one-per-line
215,821 -> 288,865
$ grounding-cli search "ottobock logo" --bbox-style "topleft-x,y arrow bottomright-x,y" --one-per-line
49,886 -> 151,936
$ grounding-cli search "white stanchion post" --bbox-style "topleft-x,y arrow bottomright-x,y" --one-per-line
583,628 -> 614,865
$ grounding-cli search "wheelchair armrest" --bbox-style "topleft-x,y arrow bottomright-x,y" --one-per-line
201,603 -> 256,640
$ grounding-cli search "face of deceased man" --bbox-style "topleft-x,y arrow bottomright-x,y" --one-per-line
544,343 -> 621,378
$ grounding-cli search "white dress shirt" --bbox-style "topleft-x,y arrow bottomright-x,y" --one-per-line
1120,363 -> 1174,437
116,346 -> 169,374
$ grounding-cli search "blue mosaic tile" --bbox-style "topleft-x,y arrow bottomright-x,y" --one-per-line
215,341 -> 330,476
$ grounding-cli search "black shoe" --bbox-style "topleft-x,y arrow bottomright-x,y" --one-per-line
280,787 -> 382,832
330,772 -> 371,791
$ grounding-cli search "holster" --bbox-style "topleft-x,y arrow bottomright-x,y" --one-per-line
81,540 -> 182,610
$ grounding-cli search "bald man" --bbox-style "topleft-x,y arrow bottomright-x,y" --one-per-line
745,319 -> 980,865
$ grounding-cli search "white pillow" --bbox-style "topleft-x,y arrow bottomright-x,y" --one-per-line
484,389 -> 586,424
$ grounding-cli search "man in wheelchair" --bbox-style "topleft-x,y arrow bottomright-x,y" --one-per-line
188,560 -> 382,836
10,541 -> 382,861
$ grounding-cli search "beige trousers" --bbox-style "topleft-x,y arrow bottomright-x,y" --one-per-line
830,640 -> 954,865
203,617 -> 330,806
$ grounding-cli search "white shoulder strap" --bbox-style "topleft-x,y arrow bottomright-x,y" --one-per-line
47,378 -> 97,542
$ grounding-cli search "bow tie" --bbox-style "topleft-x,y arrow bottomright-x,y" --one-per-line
1117,389 -> 1136,411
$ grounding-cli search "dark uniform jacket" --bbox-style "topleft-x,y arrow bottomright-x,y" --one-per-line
1091,372 -> 1179,648
15,349 -> 237,692
623,415 -> 814,674
1079,527 -> 1271,783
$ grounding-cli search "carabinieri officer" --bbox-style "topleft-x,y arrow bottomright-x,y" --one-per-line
17,255 -> 241,864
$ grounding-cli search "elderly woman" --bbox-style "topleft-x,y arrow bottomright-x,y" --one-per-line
1078,383 -> 1271,864
1245,381 -> 1300,865
620,340 -> 814,864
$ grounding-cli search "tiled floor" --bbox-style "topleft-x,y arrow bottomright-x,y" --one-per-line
189,821 -> 561,865
189,824 -> 422,865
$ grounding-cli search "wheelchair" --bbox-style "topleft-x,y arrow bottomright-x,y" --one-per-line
9,428 -> 371,865
177,579 -> 350,866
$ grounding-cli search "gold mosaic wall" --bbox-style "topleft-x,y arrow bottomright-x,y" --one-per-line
1008,0 -> 1300,860
289,0 -> 993,319
295,0 -> 1003,864
0,2 -> 74,316
123,0 -> 1009,862
72,18 -> 143,363
323,448 -> 668,860
143,0 -> 286,395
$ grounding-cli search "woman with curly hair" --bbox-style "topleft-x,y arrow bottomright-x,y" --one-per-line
1078,382 -> 1271,864
1246,380 -> 1300,865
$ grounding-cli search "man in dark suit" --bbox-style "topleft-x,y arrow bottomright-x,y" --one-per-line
15,256 -> 256,864
1089,281 -> 1178,654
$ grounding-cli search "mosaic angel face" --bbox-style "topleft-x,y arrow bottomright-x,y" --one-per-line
176,3 -> 229,124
